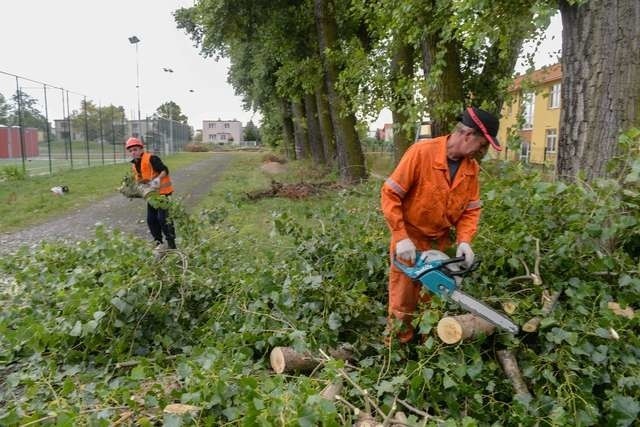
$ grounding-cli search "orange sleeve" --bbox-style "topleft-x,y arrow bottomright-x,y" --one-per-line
455,174 -> 481,243
380,145 -> 419,242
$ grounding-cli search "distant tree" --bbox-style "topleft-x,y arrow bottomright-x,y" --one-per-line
243,120 -> 260,142
10,91 -> 47,130
0,93 -> 10,124
156,101 -> 188,123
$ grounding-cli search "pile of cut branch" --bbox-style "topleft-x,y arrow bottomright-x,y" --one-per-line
246,180 -> 342,200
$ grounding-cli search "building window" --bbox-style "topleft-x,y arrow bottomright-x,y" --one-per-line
520,141 -> 530,163
522,93 -> 534,129
545,128 -> 557,152
220,134 -> 226,140
208,134 -> 215,141
548,83 -> 561,109
224,123 -> 230,128
208,122 -> 215,128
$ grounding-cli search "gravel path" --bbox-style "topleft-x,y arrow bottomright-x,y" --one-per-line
0,153 -> 232,255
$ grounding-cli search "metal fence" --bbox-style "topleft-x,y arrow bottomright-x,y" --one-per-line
0,70 -> 190,177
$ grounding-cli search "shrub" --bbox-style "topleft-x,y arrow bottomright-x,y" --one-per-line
0,165 -> 27,181
184,143 -> 210,152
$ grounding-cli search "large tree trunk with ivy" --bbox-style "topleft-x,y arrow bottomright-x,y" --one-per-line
390,42 -> 415,163
557,0 -> 640,181
281,99 -> 296,160
420,35 -> 465,137
316,84 -> 336,166
314,0 -> 367,182
291,100 -> 310,159
304,93 -> 326,165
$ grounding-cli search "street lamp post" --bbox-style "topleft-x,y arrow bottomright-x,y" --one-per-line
128,35 -> 141,122
162,67 -> 175,153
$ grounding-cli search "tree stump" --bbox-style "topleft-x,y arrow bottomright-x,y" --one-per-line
436,314 -> 496,344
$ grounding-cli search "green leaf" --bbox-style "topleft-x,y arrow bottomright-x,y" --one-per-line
327,312 -> 342,330
69,321 -> 82,337
608,395 -> 640,426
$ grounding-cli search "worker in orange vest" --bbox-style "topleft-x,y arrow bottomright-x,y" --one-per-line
380,107 -> 502,344
125,137 -> 177,250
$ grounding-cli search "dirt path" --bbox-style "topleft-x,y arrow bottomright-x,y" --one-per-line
0,153 -> 232,255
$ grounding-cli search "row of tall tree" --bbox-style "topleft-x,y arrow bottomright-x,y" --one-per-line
175,0 -> 639,182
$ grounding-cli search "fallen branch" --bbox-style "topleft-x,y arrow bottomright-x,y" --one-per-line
522,290 -> 561,332
496,350 -> 532,400
436,314 -> 496,344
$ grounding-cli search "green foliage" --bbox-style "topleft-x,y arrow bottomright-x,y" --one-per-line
0,165 -> 27,182
1,152 -> 639,425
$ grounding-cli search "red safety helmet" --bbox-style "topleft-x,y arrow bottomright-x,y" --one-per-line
125,137 -> 144,150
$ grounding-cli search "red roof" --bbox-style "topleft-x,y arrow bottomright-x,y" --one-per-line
510,63 -> 562,91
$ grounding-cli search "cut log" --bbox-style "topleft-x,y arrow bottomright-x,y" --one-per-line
496,350 -> 532,400
436,314 -> 496,344
522,290 -> 561,332
320,381 -> 342,400
270,345 -> 354,374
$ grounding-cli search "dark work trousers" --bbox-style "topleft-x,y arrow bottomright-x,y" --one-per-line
146,198 -> 176,249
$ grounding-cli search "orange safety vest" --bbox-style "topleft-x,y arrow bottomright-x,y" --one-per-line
381,135 -> 482,246
132,152 -> 174,195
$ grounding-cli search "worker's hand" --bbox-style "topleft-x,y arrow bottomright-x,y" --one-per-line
150,177 -> 161,189
456,242 -> 474,268
396,238 -> 416,264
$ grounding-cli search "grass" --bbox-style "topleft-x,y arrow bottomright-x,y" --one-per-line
0,152 -> 215,232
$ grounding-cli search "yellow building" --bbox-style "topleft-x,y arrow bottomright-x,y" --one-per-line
497,63 -> 562,165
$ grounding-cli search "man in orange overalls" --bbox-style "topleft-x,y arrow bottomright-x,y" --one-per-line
381,107 -> 502,343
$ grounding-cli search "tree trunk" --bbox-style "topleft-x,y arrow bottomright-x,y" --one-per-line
281,99 -> 296,160
420,34 -> 464,137
436,314 -> 496,344
304,93 -> 326,164
291,100 -> 310,159
557,0 -> 640,181
314,0 -> 367,183
269,345 -> 354,374
316,84 -> 336,165
389,41 -> 415,163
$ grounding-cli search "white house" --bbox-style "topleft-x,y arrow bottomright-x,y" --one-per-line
202,119 -> 242,145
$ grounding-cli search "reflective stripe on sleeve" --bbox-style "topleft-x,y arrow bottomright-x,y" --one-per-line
465,199 -> 483,210
385,178 -> 406,198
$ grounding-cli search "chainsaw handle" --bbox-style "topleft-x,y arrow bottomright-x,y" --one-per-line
446,257 -> 482,276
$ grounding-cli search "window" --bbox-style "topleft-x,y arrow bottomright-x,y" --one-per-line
520,141 -> 530,163
224,123 -> 230,129
548,83 -> 561,109
522,93 -> 534,129
545,128 -> 557,152
208,134 -> 215,141
220,134 -> 227,140
208,122 -> 215,129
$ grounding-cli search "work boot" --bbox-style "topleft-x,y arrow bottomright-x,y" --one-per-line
167,239 -> 176,250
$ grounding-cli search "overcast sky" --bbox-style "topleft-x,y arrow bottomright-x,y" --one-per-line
0,1 -> 561,130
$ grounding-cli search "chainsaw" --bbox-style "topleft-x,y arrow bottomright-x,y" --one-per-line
394,250 -> 519,334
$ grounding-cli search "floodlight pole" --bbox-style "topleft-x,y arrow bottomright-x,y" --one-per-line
128,35 -> 142,122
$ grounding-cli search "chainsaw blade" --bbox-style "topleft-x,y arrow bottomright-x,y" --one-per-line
449,290 -> 519,334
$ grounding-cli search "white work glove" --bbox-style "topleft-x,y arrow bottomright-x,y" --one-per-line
150,177 -> 161,189
396,238 -> 417,264
456,242 -> 475,268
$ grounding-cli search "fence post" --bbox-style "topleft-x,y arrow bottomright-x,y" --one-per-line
98,103 -> 104,165
65,90 -> 74,169
14,76 -> 26,173
43,83 -> 52,175
83,96 -> 90,167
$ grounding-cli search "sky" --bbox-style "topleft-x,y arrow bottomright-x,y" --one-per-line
0,1 -> 562,131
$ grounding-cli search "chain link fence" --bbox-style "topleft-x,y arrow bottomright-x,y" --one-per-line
0,71 -> 190,177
